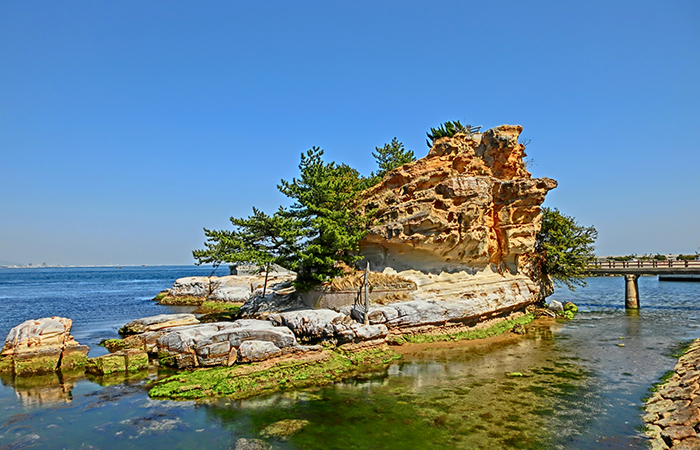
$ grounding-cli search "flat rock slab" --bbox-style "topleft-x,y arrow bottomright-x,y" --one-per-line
368,299 -> 492,328
119,314 -> 199,335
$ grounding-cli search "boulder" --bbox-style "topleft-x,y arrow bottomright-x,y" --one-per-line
208,276 -> 252,302
548,300 -> 564,312
268,309 -> 388,344
238,340 -> 282,362
155,319 -> 298,368
0,317 -> 89,375
119,314 -> 200,335
355,125 -> 555,311
162,274 -> 297,305
239,287 -> 306,317
170,276 -> 212,298
86,349 -> 149,375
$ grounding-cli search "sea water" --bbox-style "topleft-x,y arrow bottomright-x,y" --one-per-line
0,268 -> 698,449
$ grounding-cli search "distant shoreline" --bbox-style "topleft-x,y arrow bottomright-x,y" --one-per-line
0,264 -> 208,270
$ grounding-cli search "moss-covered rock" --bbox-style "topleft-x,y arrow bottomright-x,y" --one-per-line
86,353 -> 126,375
86,349 -> 149,375
13,348 -> 62,375
60,346 -> 89,369
124,349 -> 148,372
390,313 -> 535,345
148,346 -> 400,401
157,296 -> 204,306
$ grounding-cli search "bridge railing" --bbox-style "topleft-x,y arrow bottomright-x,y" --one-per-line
588,260 -> 700,269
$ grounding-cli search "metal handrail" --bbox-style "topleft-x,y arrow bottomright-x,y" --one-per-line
588,260 -> 700,269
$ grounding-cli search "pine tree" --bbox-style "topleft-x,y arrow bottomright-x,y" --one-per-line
370,138 -> 415,182
192,207 -> 304,294
278,147 -> 368,291
535,207 -> 598,290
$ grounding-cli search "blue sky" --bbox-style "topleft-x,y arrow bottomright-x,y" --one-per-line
1,1 -> 698,265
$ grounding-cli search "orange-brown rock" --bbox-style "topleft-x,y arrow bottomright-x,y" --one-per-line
360,125 -> 556,275
356,125 -> 555,311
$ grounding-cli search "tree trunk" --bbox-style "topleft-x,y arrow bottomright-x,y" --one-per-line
262,262 -> 270,298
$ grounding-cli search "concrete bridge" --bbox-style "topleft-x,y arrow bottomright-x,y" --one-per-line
587,260 -> 700,308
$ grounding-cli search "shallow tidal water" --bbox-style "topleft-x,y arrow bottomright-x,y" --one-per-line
0,268 -> 698,449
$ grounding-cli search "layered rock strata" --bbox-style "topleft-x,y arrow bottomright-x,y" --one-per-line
644,339 -> 700,449
0,317 -> 88,375
357,125 -> 556,316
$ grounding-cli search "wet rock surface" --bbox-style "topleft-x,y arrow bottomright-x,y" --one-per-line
645,339 -> 700,449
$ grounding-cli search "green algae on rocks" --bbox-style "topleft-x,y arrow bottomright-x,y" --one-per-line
388,313 -> 535,345
148,346 -> 401,401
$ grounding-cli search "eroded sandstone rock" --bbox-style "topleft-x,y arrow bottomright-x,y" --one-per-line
0,317 -> 89,375
358,125 -> 555,308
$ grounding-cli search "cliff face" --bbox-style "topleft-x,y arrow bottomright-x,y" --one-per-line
359,125 -> 556,306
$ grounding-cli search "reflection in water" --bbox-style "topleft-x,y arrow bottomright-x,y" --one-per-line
197,322 -> 596,450
0,369 -> 82,407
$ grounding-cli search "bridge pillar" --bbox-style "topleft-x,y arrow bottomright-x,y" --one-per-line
625,274 -> 640,309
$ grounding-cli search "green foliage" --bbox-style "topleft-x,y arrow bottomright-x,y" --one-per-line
426,120 -> 479,148
366,138 -> 415,185
610,255 -> 635,261
678,254 -> 699,261
278,147 -> 369,290
536,208 -> 598,291
192,207 -> 304,271
636,253 -> 667,261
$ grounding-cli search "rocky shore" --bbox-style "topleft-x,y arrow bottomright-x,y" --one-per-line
644,339 -> 700,449
0,124 -> 569,403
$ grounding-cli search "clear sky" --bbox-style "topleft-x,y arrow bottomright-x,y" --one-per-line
1,1 -> 698,266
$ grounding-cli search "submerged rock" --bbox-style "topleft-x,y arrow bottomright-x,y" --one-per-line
233,438 -> 271,450
260,419 -> 309,440
0,317 -> 88,375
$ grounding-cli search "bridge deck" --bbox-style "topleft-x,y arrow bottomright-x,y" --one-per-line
588,260 -> 700,276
